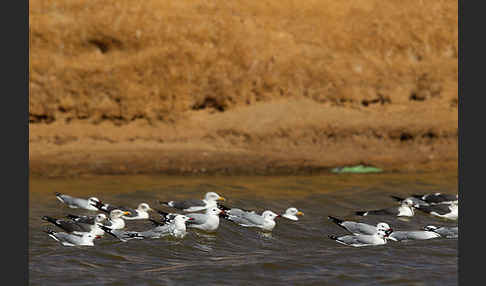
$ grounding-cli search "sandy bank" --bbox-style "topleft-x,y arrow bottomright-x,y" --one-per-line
29,0 -> 458,177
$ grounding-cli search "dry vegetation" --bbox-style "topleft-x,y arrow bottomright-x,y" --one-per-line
29,0 -> 458,176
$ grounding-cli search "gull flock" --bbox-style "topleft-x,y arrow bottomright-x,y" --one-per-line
42,191 -> 458,247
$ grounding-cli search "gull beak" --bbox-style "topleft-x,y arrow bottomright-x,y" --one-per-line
148,208 -> 154,212
188,217 -> 195,221
123,211 -> 131,216
217,197 -> 226,201
385,228 -> 393,236
297,211 -> 304,216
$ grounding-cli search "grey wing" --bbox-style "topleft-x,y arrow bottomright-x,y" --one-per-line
239,212 -> 266,225
436,227 -> 458,238
139,226 -> 169,238
426,193 -> 457,203
390,231 -> 439,241
336,235 -> 367,245
341,222 -> 377,235
225,209 -> 256,225
367,207 -> 399,216
417,204 -> 451,215
186,213 -> 208,225
71,216 -> 96,224
56,220 -> 92,233
57,194 -> 83,207
111,230 -> 140,241
171,199 -> 206,210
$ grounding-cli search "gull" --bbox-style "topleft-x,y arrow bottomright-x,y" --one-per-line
415,202 -> 458,220
327,216 -> 441,242
55,192 -> 100,211
102,209 -> 131,230
423,225 -> 458,239
412,193 -> 458,205
223,210 -> 281,231
328,216 -> 391,236
44,228 -> 97,246
101,215 -> 193,241
281,207 -> 304,221
355,198 -> 417,217
91,201 -> 153,220
41,214 -> 106,236
328,224 -> 393,247
159,192 -> 225,212
186,207 -> 224,232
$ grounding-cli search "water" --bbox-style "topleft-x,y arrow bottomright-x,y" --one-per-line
29,173 -> 458,285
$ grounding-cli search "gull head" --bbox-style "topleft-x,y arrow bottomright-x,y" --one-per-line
207,207 -> 223,216
281,207 -> 304,221
262,210 -> 280,221
95,214 -> 107,223
137,203 -> 153,212
376,222 -> 393,237
88,197 -> 100,205
174,215 -> 193,224
402,198 -> 417,208
205,192 -> 225,202
110,209 -> 131,219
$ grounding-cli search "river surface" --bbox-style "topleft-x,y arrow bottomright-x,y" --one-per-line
29,172 -> 458,285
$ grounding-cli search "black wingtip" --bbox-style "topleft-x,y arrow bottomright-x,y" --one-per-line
412,194 -> 424,199
99,225 -> 114,234
328,235 -> 338,241
44,227 -> 55,235
66,214 -> 80,220
355,211 -> 367,216
55,192 -> 62,196
328,216 -> 343,225
217,203 -> 231,211
390,195 -> 405,202
41,216 -> 56,223
149,218 -> 165,226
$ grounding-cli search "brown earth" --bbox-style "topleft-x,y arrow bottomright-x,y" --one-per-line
29,0 -> 458,177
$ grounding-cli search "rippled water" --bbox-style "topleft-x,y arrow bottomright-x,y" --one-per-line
29,173 -> 458,285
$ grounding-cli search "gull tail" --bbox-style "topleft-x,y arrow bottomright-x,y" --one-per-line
328,235 -> 339,241
41,216 -> 59,226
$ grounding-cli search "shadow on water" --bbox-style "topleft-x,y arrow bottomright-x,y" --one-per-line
29,173 -> 458,286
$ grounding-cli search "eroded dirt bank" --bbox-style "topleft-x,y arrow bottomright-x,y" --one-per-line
29,0 -> 458,177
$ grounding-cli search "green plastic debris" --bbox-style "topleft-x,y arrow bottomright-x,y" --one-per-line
331,164 -> 383,174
